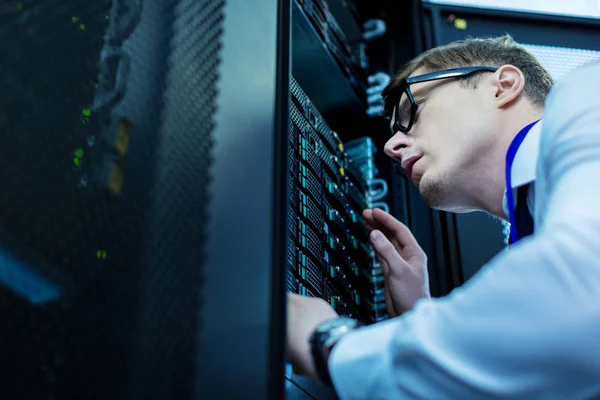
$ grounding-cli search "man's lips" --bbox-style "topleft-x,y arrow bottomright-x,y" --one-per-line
401,156 -> 422,179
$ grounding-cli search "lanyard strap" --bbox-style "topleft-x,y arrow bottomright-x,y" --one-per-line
505,120 -> 540,243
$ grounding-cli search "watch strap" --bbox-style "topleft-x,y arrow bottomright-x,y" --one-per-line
309,317 -> 363,387
311,335 -> 334,387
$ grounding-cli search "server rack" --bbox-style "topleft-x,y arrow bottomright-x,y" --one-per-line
285,0 -> 400,398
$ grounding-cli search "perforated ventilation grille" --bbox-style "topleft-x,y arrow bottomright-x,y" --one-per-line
128,0 -> 225,398
522,43 -> 600,81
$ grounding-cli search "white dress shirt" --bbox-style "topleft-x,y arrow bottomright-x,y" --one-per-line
328,59 -> 600,399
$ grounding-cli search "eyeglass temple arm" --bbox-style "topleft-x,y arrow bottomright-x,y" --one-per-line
405,66 -> 498,84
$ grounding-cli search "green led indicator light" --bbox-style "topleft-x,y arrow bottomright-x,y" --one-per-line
106,15 -> 110,20
96,250 -> 108,260
81,109 -> 91,124
72,16 -> 79,24
74,148 -> 84,167
80,23 -> 86,31
94,83 -> 99,89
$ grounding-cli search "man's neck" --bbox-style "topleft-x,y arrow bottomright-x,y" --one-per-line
471,111 -> 543,220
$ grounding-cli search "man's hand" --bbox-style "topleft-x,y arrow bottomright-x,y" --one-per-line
287,293 -> 339,381
363,208 -> 430,317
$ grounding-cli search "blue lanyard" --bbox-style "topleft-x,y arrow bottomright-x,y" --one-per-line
505,120 -> 540,243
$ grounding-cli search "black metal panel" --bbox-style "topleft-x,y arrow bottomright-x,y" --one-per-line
198,0 -> 289,399
327,0 -> 363,42
292,0 -> 368,135
423,2 -> 600,51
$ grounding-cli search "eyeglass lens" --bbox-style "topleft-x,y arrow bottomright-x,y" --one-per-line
394,91 -> 412,132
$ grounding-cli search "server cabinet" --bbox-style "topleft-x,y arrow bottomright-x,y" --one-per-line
0,0 -> 289,399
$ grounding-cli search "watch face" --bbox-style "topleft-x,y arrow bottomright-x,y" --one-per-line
315,317 -> 356,333
312,317 -> 361,353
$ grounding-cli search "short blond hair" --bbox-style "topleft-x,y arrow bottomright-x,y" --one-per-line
382,34 -> 554,118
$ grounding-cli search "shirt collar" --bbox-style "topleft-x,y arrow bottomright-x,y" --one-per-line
502,119 -> 543,218
510,119 -> 543,188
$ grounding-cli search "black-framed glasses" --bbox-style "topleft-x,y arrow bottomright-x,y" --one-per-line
392,66 -> 498,134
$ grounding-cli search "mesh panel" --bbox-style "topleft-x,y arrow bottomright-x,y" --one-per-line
522,43 -> 600,81
128,0 -> 224,398
0,0 -> 223,398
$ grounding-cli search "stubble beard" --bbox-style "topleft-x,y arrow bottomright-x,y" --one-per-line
418,173 -> 446,209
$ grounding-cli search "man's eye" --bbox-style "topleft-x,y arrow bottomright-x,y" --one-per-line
414,101 -> 424,121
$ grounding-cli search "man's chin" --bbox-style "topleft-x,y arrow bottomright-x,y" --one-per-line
418,178 -> 445,209
421,184 -> 478,213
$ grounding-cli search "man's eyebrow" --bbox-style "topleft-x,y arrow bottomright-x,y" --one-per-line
397,85 -> 427,110
409,86 -> 428,101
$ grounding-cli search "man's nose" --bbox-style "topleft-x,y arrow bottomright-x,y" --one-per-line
384,133 -> 411,162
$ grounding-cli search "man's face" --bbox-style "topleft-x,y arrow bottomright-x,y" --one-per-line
384,67 -> 498,211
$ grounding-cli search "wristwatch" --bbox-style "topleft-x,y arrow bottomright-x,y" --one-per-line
309,317 -> 364,387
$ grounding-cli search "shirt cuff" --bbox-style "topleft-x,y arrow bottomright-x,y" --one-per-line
328,316 -> 400,400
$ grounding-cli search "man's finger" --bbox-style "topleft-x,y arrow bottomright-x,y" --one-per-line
370,229 -> 408,278
368,244 -> 397,316
364,208 -> 391,233
372,208 -> 419,249
363,209 -> 375,228
375,254 -> 398,317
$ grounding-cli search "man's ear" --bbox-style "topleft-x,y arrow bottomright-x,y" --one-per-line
492,64 -> 526,108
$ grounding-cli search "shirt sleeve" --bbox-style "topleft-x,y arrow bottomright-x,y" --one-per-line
328,60 -> 600,400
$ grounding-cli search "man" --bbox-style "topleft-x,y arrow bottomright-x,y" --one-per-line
287,34 -> 600,399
